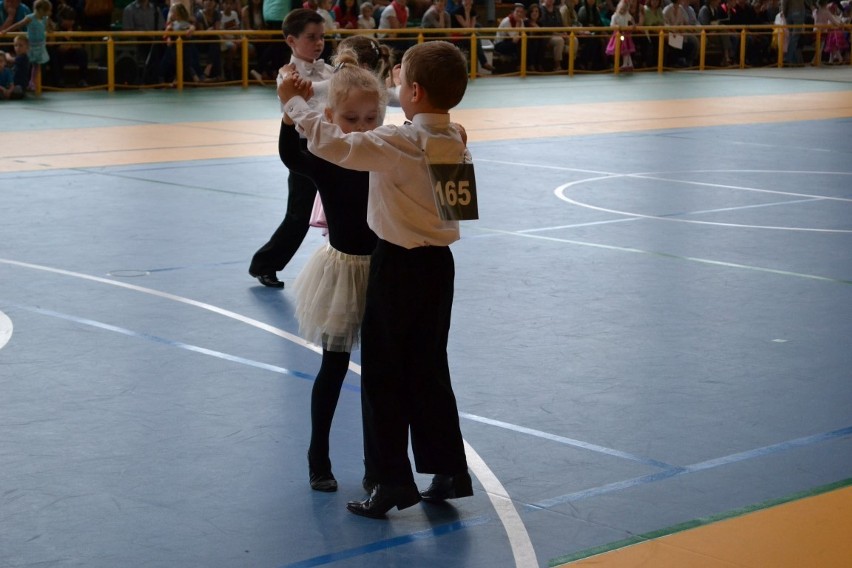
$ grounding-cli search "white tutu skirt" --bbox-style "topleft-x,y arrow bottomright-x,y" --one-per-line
293,243 -> 371,352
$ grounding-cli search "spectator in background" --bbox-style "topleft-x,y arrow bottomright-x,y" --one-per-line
82,0 -> 114,31
525,3 -> 548,71
663,0 -> 698,66
316,0 -> 336,60
1,0 -> 52,91
122,0 -> 166,83
779,0 -> 806,64
451,0 -> 494,71
494,1 -> 524,68
195,0 -> 223,80
540,0 -> 568,70
219,0 -> 240,79
358,1 -> 376,33
728,0 -> 770,65
1,0 -> 31,32
160,1 -> 203,84
576,0 -> 605,69
260,0 -> 290,76
242,0 -> 270,83
558,0 -> 580,67
698,0 -> 732,65
48,4 -> 89,86
0,49 -> 14,98
7,34 -> 30,97
333,0 -> 359,29
379,0 -> 415,54
642,0 -> 664,65
421,0 -> 451,30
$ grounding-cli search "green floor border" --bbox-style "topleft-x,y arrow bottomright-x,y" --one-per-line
548,477 -> 852,567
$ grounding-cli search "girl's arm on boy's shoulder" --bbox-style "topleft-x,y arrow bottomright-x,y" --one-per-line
284,97 -> 407,173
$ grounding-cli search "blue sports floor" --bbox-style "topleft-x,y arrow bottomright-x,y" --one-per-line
1,67 -> 851,567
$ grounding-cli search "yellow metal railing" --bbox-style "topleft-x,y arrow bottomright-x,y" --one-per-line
1,24 -> 849,94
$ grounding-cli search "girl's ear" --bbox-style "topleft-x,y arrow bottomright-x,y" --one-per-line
324,107 -> 334,122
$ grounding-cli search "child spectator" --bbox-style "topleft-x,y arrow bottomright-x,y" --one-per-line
279,40 -> 475,519
248,8 -> 332,289
1,0 -> 51,91
160,1 -> 203,84
0,50 -> 14,98
814,0 -> 848,64
7,34 -> 30,97
48,4 -> 88,86
357,1 -> 376,35
606,0 -> 636,70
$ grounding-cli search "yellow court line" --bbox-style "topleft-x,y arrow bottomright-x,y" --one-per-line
559,485 -> 852,567
2,92 -> 850,173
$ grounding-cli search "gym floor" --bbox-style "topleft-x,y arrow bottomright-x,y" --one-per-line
1,66 -> 851,568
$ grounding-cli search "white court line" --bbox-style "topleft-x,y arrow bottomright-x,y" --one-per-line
475,228 -> 852,285
0,257 -> 538,568
0,309 -> 12,350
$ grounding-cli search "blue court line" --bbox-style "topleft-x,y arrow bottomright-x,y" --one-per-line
530,425 -> 852,510
277,516 -> 490,568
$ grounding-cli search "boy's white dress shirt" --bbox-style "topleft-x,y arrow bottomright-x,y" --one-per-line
284,96 -> 465,249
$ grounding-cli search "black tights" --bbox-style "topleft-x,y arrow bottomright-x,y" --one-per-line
307,349 -> 351,472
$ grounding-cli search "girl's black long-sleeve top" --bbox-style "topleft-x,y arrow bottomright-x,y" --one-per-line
279,122 -> 378,256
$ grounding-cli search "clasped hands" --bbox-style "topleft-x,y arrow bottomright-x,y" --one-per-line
277,64 -> 314,104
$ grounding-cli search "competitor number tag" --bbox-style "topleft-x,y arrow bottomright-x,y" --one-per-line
429,163 -> 479,221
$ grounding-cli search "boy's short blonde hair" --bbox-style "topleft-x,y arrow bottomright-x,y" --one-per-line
401,41 -> 467,111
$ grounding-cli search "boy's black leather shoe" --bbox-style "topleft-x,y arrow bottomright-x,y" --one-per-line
420,472 -> 474,502
249,271 -> 284,288
346,484 -> 421,519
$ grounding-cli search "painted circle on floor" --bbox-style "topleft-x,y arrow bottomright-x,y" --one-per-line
0,309 -> 12,351
555,170 -> 852,233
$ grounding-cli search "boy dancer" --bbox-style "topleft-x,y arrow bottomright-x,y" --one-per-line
249,8 -> 332,288
279,40 -> 475,518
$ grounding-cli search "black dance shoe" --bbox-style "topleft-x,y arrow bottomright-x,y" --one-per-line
308,452 -> 337,492
420,471 -> 474,503
249,270 -> 284,288
309,470 -> 338,492
346,484 -> 421,519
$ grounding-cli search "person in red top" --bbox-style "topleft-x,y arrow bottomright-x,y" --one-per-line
333,0 -> 359,28
378,0 -> 413,53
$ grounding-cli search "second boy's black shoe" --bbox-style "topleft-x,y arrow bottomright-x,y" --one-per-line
250,271 -> 284,288
346,484 -> 421,519
420,471 -> 474,503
